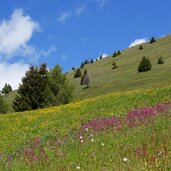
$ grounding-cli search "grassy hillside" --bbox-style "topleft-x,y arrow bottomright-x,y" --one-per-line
67,35 -> 171,100
0,85 -> 171,170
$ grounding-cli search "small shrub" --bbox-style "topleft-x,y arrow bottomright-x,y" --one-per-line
138,57 -> 152,72
139,44 -> 143,50
112,62 -> 117,69
112,52 -> 117,57
158,57 -> 164,64
74,68 -> 82,78
150,37 -> 156,44
117,50 -> 121,56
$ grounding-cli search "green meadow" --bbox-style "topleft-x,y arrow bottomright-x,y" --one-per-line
0,85 -> 171,170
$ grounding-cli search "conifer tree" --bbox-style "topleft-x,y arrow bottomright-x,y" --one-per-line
138,57 -> 152,72
83,74 -> 90,87
13,64 -> 51,111
158,57 -> 164,64
74,68 -> 82,78
117,50 -> 121,56
90,59 -> 94,64
112,62 -> 117,69
150,37 -> 156,44
139,44 -> 143,50
80,62 -> 84,69
112,52 -> 117,57
2,83 -> 12,94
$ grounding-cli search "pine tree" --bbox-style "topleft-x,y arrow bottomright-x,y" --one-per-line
2,83 -> 12,95
74,68 -> 82,78
13,64 -> 51,111
72,67 -> 75,70
112,62 -> 117,69
80,62 -> 84,69
84,59 -> 89,65
112,52 -> 117,57
100,55 -> 103,59
90,59 -> 94,64
150,37 -> 156,44
158,57 -> 164,64
139,44 -> 143,50
138,57 -> 152,72
117,50 -> 121,56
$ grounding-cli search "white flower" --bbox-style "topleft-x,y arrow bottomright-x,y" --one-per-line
90,134 -> 93,137
76,166 -> 80,169
80,136 -> 83,139
101,143 -> 104,146
85,128 -> 89,132
91,138 -> 94,142
80,140 -> 84,143
123,158 -> 128,162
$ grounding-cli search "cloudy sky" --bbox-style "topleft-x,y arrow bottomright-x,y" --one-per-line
0,0 -> 171,89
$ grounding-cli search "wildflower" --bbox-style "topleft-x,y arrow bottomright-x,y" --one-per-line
85,128 -> 89,132
76,166 -> 80,169
80,136 -> 83,139
90,134 -> 93,137
101,143 -> 104,146
123,158 -> 128,162
91,138 -> 94,142
80,140 -> 84,143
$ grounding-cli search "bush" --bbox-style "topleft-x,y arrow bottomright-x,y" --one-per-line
0,95 -> 8,114
150,37 -> 156,44
158,57 -> 164,64
138,57 -> 152,72
112,62 -> 117,69
139,44 -> 143,50
74,68 -> 82,78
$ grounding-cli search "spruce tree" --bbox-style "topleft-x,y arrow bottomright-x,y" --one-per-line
138,57 -> 152,72
74,68 -> 82,78
112,62 -> 117,69
139,44 -> 143,50
112,52 -> 117,57
158,57 -> 164,64
150,37 -> 156,44
100,55 -> 103,59
90,59 -> 94,64
2,83 -> 12,95
117,50 -> 121,56
80,62 -> 84,68
13,64 -> 51,111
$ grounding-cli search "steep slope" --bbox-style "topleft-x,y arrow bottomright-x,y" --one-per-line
67,35 -> 171,100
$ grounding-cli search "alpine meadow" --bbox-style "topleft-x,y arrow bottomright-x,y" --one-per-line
0,1 -> 171,170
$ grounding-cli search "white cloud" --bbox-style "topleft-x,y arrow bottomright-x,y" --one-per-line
129,38 -> 148,47
57,11 -> 71,23
93,0 -> 109,7
102,53 -> 108,58
76,6 -> 86,17
0,62 -> 29,90
0,9 -> 39,59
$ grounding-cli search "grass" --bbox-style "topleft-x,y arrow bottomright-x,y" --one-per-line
0,85 -> 171,170
67,34 -> 171,100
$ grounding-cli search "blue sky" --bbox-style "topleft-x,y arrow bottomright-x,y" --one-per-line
0,0 -> 171,89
